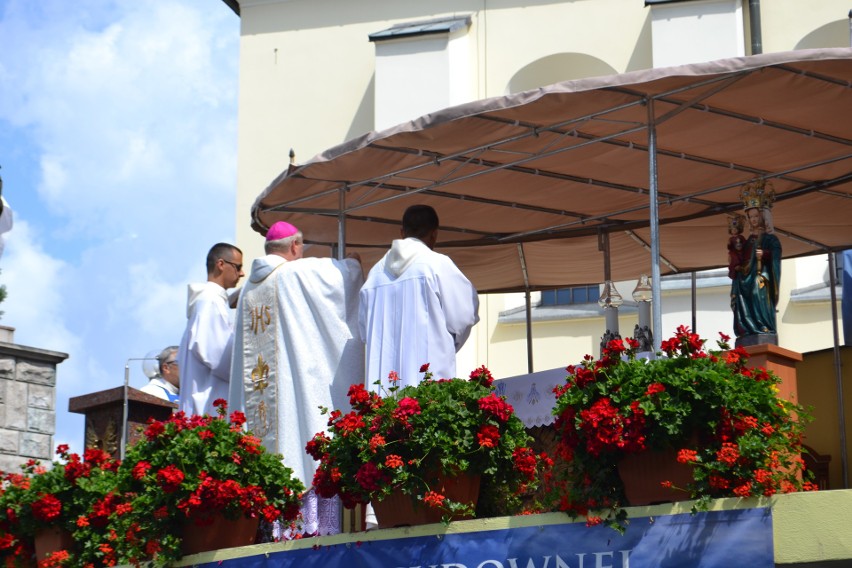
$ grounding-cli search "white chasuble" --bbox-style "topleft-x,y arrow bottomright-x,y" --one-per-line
229,255 -> 365,490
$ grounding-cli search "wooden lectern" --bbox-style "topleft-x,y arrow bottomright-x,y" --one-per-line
69,386 -> 177,459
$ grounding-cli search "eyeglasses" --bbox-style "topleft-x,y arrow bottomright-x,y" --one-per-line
165,360 -> 179,367
222,259 -> 243,272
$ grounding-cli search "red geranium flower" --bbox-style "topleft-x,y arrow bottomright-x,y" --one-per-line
31,493 -> 62,522
156,465 -> 185,493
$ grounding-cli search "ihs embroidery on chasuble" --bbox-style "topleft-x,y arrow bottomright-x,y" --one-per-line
241,283 -> 278,445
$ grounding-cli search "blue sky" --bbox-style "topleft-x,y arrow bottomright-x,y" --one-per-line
0,0 -> 240,453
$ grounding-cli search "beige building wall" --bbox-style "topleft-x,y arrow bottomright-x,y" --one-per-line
797,346 -> 852,490
233,0 -> 850,378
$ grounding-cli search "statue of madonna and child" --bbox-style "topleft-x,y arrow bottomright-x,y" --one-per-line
727,179 -> 781,347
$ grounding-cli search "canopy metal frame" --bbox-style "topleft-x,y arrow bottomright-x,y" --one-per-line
250,48 -> 852,487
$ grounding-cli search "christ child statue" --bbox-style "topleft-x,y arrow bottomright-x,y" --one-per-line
727,214 -> 746,279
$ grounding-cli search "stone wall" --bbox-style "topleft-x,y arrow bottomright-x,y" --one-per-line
0,327 -> 68,473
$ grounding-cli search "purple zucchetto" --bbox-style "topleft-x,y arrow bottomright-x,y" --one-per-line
266,221 -> 299,241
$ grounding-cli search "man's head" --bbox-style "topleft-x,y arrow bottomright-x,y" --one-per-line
206,243 -> 244,289
265,221 -> 304,261
401,205 -> 439,249
157,345 -> 180,389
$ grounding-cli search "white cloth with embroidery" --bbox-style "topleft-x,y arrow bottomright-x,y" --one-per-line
177,281 -> 234,417
228,254 -> 364,535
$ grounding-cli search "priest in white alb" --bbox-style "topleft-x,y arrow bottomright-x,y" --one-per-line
229,221 -> 364,536
178,242 -> 244,417
359,204 -> 479,390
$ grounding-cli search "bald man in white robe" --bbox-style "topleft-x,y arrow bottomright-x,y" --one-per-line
229,221 -> 363,536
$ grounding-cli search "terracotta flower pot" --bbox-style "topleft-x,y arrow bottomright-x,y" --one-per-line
34,526 -> 74,563
372,473 -> 481,529
617,449 -> 694,506
180,514 -> 260,556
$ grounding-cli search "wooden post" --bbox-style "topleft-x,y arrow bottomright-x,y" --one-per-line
69,386 -> 177,459
743,343 -> 801,405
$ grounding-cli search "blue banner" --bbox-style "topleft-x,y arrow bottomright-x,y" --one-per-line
195,507 -> 773,568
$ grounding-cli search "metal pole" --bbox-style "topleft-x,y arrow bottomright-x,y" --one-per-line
748,0 -> 763,54
516,243 -> 534,373
828,252 -> 849,488
647,98 -> 663,351
121,362 -> 130,460
691,271 -> 698,333
525,289 -> 533,373
337,188 -> 346,259
121,357 -> 158,459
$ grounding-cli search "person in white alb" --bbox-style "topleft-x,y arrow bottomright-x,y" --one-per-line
139,346 -> 180,403
178,242 -> 243,417
229,221 -> 364,536
359,204 -> 479,390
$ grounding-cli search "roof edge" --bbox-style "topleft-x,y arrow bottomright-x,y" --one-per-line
220,0 -> 240,16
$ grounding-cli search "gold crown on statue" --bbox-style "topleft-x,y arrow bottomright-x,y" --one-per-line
740,178 -> 776,210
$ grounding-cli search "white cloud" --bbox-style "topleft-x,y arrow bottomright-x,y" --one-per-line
1,220 -> 80,360
5,1 -> 238,237
0,220 -> 88,452
0,0 -> 240,454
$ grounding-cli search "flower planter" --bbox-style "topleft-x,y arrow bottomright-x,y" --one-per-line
34,526 -> 74,562
180,515 -> 260,557
373,473 -> 481,529
617,449 -> 694,506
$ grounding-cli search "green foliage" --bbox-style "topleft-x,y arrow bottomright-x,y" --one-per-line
0,268 -> 7,320
87,399 -> 305,567
1,401 -> 304,567
548,326 -> 816,532
307,365 -> 550,521
0,446 -> 119,566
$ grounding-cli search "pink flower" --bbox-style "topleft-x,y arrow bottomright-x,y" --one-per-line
393,397 -> 421,423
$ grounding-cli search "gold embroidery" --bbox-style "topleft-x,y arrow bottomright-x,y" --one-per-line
251,354 -> 270,392
256,400 -> 269,436
250,305 -> 272,335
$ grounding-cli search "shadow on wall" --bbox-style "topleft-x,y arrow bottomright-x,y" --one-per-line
346,74 -> 375,143
795,19 -> 851,50
506,53 -> 619,94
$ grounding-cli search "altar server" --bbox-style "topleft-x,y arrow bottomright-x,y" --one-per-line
229,221 -> 363,536
178,243 -> 243,417
359,204 -> 479,390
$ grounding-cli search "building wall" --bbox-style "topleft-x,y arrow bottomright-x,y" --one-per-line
234,0 -> 850,378
797,346 -> 852,490
0,332 -> 68,473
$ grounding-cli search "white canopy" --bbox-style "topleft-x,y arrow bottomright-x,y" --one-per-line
250,48 -> 852,295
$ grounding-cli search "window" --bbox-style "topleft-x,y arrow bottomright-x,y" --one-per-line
539,285 -> 600,306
